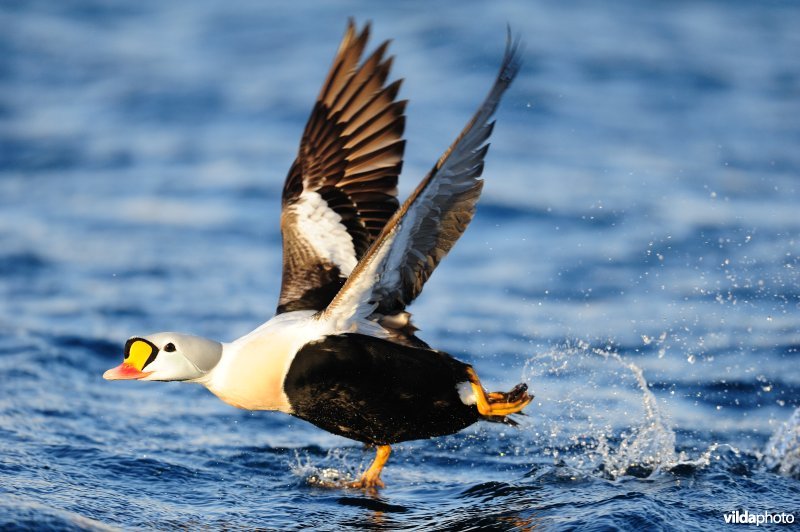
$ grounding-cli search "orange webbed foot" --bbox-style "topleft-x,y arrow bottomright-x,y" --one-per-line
347,445 -> 391,491
467,367 -> 533,417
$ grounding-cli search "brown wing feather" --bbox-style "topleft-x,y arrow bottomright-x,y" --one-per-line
321,33 -> 523,326
278,20 -> 406,314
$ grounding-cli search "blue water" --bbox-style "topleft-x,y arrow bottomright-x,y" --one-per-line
2,0 -> 799,529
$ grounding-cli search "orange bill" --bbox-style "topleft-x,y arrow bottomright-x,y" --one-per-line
103,362 -> 151,380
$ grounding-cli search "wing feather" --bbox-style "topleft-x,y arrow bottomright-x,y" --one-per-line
278,20 -> 406,314
321,33 -> 523,327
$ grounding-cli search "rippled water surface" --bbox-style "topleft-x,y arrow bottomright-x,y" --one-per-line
2,0 -> 799,530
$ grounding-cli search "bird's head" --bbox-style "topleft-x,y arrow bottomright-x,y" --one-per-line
103,332 -> 222,382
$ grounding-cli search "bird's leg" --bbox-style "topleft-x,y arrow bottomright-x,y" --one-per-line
467,367 -> 532,416
348,445 -> 391,490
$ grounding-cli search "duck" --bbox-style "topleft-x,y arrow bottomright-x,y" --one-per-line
104,20 -> 532,490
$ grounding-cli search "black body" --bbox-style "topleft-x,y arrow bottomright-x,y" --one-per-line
284,334 -> 479,445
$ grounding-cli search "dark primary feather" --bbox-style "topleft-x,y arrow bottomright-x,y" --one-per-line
278,20 -> 406,314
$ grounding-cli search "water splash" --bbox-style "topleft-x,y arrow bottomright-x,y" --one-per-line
762,407 -> 800,478
289,448 -> 357,487
522,340 -> 714,478
591,346 -> 684,477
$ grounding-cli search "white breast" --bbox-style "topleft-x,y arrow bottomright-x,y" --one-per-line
201,311 -> 329,413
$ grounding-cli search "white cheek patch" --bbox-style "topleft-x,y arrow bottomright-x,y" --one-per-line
456,381 -> 476,405
291,191 -> 358,275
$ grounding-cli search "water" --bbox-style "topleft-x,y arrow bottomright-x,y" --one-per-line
2,0 -> 799,529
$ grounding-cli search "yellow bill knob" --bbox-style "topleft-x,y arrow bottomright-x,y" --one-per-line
126,339 -> 156,371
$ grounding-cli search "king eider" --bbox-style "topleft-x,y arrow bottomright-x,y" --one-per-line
104,20 -> 532,490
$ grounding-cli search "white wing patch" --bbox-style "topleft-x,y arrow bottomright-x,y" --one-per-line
289,191 -> 358,276
324,227 -> 398,331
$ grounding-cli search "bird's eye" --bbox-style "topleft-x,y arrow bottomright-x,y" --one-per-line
164,343 -> 176,352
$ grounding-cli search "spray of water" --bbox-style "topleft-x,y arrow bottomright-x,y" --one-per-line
288,448 -> 357,487
591,347 -> 686,477
522,340 -> 717,478
761,407 -> 800,478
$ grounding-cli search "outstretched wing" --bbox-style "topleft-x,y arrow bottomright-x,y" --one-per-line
321,33 -> 522,329
278,20 -> 406,314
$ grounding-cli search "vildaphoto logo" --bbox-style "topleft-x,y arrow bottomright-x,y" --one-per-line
723,510 -> 795,526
